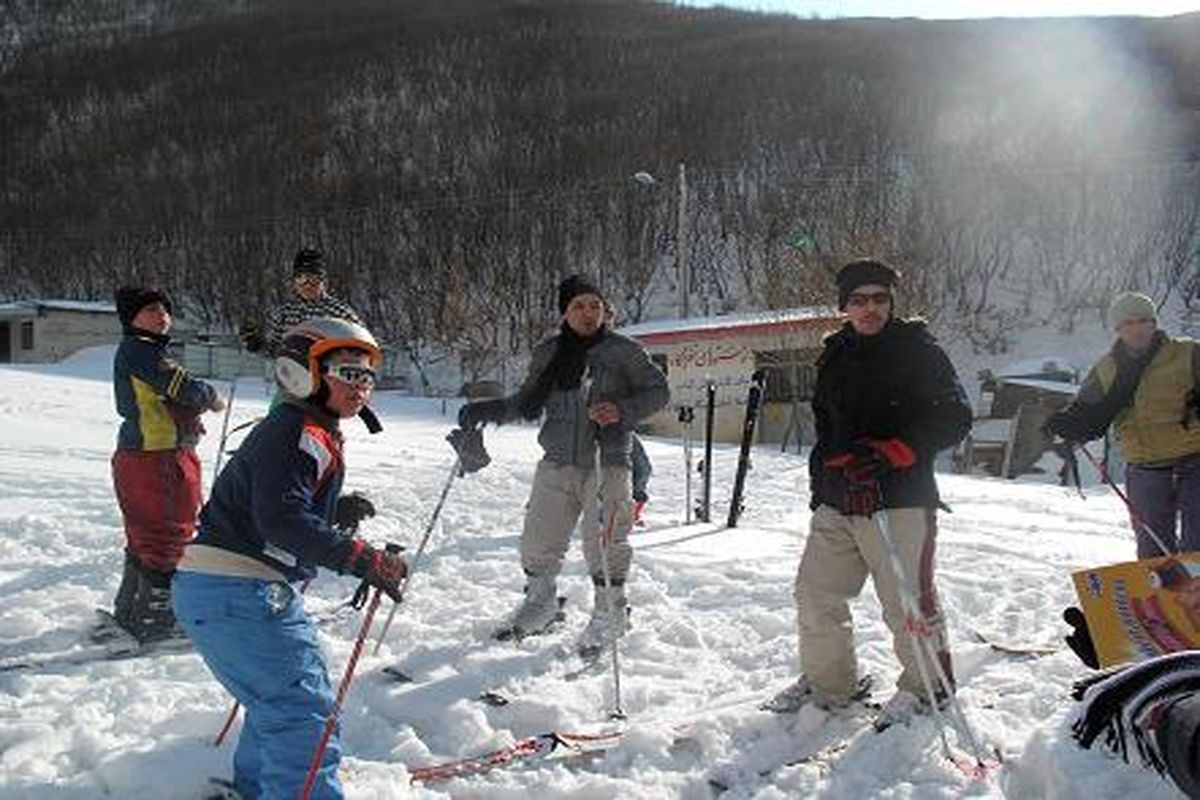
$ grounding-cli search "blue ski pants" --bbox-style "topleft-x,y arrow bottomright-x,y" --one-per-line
173,572 -> 343,800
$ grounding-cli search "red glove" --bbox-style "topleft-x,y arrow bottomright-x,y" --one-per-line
824,439 -> 915,517
826,438 -> 916,485
344,540 -> 407,602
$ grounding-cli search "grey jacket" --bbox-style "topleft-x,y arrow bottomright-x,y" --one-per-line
501,330 -> 669,468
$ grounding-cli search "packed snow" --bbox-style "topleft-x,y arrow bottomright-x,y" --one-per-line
0,344 -> 1187,799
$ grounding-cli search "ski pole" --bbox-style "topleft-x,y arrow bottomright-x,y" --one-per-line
583,367 -> 625,720
211,373 -> 240,478
1077,445 -> 1174,556
875,507 -> 991,774
679,406 -> 694,524
371,456 -> 461,654
300,544 -> 400,800
593,445 -> 626,721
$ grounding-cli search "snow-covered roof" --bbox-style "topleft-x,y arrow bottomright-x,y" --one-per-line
995,356 -> 1080,379
619,306 -> 840,345
996,377 -> 1079,396
0,299 -> 117,318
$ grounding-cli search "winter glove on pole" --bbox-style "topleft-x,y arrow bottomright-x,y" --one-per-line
458,398 -> 506,429
344,540 -> 407,603
336,492 -> 376,533
828,439 -> 916,483
446,426 -> 491,475
826,439 -> 915,515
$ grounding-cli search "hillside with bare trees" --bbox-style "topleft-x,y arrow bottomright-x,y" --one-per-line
3,0 -> 1199,378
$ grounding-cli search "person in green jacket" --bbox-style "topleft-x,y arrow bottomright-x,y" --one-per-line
1045,292 -> 1200,557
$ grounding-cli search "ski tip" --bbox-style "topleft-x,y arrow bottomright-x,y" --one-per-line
381,666 -> 414,683
477,690 -> 510,707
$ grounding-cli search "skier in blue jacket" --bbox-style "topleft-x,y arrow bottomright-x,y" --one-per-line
110,286 -> 225,642
173,317 -> 405,800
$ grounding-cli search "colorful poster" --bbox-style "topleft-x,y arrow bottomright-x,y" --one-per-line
1072,554 -> 1200,668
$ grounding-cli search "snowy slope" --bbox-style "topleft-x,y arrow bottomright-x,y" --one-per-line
0,349 -> 1186,799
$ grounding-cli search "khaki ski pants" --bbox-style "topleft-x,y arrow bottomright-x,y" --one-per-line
520,459 -> 633,583
795,504 -> 953,699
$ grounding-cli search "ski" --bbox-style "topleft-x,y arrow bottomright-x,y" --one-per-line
708,674 -> 876,793
971,628 -> 1060,657
697,382 -> 716,522
473,646 -> 604,706
727,369 -> 767,528
0,609 -> 192,672
201,777 -> 242,799
0,634 -> 192,672
562,650 -> 608,682
408,729 -> 624,784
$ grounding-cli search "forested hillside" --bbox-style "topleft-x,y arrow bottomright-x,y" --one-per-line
3,0 -> 1199,378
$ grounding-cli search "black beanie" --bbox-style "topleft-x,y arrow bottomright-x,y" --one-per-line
292,248 -> 326,278
115,286 -> 172,328
835,259 -> 900,310
557,273 -> 604,314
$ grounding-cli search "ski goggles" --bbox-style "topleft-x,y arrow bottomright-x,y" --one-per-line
325,363 -> 377,390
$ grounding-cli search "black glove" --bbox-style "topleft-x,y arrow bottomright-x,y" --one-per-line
458,398 -> 507,429
239,321 -> 264,354
446,426 -> 491,475
1043,408 -> 1101,444
336,492 -> 375,533
344,540 -> 407,602
1063,606 -> 1099,670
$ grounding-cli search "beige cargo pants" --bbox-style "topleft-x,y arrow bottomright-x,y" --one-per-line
520,459 -> 633,583
795,504 -> 953,699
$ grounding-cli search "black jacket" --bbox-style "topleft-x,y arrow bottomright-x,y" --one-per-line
809,318 -> 972,511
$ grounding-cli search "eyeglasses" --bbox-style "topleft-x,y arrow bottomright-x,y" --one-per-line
294,274 -> 326,286
325,363 -> 376,390
846,291 -> 892,308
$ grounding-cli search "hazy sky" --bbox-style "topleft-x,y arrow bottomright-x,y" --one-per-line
679,1 -> 1200,18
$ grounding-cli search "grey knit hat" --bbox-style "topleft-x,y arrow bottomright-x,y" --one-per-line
1106,292 -> 1156,330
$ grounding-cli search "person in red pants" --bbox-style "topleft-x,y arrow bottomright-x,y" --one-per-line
110,286 -> 225,642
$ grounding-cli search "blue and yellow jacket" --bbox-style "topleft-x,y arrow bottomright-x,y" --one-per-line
192,401 -> 357,583
113,330 -> 216,451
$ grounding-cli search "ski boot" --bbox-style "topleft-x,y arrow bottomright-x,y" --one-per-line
577,583 -> 630,660
126,566 -> 186,644
494,572 -> 564,641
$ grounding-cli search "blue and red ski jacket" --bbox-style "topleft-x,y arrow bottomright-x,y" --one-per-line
113,330 -> 217,451
194,401 -> 356,582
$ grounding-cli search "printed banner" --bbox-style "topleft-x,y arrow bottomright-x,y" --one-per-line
1073,553 -> 1200,668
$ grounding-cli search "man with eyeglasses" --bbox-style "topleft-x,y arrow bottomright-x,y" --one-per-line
1045,292 -> 1200,557
242,248 -> 364,358
763,258 -> 972,732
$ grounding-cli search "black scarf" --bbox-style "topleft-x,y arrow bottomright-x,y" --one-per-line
1058,330 -> 1166,442
517,322 -> 606,421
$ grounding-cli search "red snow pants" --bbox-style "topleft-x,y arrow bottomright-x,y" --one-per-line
112,448 -> 202,572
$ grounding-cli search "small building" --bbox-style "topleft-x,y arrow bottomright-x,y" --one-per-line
957,357 -> 1081,478
618,307 -> 843,445
0,300 -> 121,363
182,333 -> 412,391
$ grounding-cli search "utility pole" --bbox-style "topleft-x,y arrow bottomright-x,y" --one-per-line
675,162 -> 689,319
